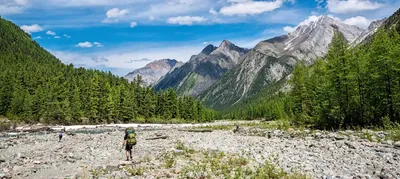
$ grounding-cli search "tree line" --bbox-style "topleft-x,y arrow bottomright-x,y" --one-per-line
222,27 -> 400,129
0,17 -> 216,124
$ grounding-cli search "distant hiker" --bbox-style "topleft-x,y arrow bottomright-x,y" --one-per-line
122,127 -> 137,161
59,130 -> 63,142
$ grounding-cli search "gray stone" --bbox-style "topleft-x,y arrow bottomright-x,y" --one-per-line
305,137 -> 314,140
334,135 -> 347,140
345,141 -> 357,149
381,140 -> 393,145
394,141 -> 400,148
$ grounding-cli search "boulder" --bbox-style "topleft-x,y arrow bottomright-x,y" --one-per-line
381,140 -> 393,145
119,161 -> 132,166
345,141 -> 357,149
394,141 -> 400,148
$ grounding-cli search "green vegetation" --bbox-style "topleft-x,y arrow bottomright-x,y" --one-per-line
222,22 -> 400,130
0,17 -> 217,124
180,151 -> 308,179
124,166 -> 145,176
163,152 -> 176,168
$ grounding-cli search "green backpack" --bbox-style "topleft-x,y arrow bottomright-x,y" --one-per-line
126,128 -> 137,145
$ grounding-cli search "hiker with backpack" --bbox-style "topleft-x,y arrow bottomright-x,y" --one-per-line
122,127 -> 137,161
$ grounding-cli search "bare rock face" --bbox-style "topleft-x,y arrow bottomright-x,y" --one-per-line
155,40 -> 249,96
200,16 -> 364,109
124,59 -> 183,86
352,18 -> 385,46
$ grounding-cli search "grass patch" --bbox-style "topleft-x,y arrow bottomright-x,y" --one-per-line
175,141 -> 196,155
384,123 -> 400,142
89,168 -> 109,178
180,151 -> 308,179
189,124 -> 234,131
124,166 -> 144,176
163,152 -> 176,168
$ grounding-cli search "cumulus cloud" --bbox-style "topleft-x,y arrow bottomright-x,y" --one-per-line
20,24 -> 43,34
0,0 -> 27,15
54,36 -> 61,39
33,36 -> 42,40
63,34 -> 71,39
76,42 -> 93,48
93,42 -> 103,47
282,15 -> 321,33
343,16 -> 373,29
327,0 -> 384,14
102,8 -> 129,23
219,0 -> 285,16
209,8 -> 218,15
167,16 -> 207,25
46,30 -> 56,36
283,26 -> 296,33
130,21 -> 137,28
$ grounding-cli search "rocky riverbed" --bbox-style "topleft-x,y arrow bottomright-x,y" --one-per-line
0,122 -> 400,179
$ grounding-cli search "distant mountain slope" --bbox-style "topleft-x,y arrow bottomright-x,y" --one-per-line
200,16 -> 363,110
124,59 -> 183,86
352,19 -> 385,46
155,40 -> 249,96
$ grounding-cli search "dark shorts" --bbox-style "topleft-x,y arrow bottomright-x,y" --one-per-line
125,144 -> 133,151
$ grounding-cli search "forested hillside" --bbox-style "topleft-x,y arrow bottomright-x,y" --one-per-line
223,25 -> 400,129
221,9 -> 400,125
0,18 -> 216,124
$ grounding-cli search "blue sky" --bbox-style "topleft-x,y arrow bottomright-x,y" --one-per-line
1,0 -> 399,76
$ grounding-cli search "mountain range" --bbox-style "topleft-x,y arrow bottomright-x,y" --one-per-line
127,15 -> 387,110
125,59 -> 183,86
154,40 -> 249,96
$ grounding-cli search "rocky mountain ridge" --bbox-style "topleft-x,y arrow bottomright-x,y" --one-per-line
124,59 -> 183,86
200,15 -> 369,109
154,40 -> 249,96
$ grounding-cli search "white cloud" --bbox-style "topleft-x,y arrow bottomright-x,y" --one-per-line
343,16 -> 372,29
102,8 -> 129,23
46,30 -> 56,36
130,21 -> 137,28
54,36 -> 61,39
43,0 -> 138,7
327,0 -> 384,14
167,16 -> 207,25
138,0 -> 211,19
94,42 -> 103,47
76,42 -> 93,48
33,36 -> 42,40
209,8 -> 218,15
149,16 -> 156,21
0,0 -> 27,15
51,43 -> 205,76
20,24 -> 43,34
219,0 -> 285,16
283,26 -> 296,33
63,34 -> 71,39
14,0 -> 28,6
282,15 -> 321,33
